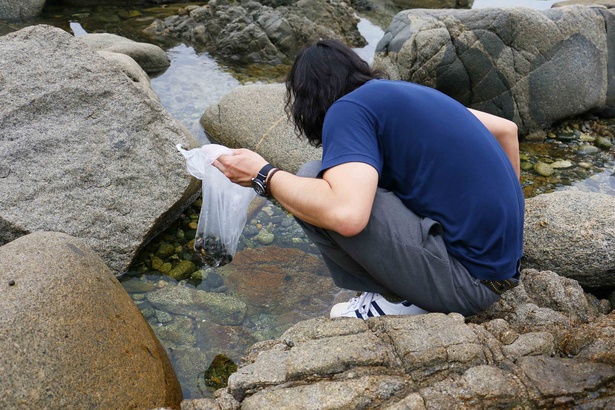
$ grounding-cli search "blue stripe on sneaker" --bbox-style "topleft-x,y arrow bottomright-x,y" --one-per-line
402,301 -> 412,307
355,310 -> 362,319
371,301 -> 386,316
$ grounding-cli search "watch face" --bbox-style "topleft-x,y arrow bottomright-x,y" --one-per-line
251,179 -> 267,196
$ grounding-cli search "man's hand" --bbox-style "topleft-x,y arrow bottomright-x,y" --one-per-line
213,148 -> 269,186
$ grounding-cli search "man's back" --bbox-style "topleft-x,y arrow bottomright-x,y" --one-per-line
321,79 -> 524,281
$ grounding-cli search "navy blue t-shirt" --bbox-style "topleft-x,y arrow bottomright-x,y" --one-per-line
320,80 -> 524,281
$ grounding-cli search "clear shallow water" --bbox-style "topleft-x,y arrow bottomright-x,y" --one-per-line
150,44 -> 242,144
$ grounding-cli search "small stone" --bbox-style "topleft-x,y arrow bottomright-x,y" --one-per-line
577,145 -> 600,155
556,133 -> 575,142
8,280 -> 15,286
255,229 -> 275,245
579,133 -> 595,142
159,263 -> 172,274
578,162 -> 592,169
520,161 -> 534,171
533,162 -> 554,176
155,310 -> 173,323
156,243 -> 176,258
594,136 -> 613,150
168,260 -> 197,281
151,256 -> 163,270
188,221 -> 198,230
551,160 -> 573,169
500,329 -> 519,345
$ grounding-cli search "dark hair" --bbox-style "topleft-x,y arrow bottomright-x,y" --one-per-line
284,39 -> 385,147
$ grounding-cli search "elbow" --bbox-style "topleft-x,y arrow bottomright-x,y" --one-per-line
501,120 -> 519,141
332,210 -> 369,237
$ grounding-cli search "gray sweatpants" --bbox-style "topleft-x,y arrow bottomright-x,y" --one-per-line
295,161 -> 502,317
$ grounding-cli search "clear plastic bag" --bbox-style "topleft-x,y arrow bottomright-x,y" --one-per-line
177,144 -> 256,267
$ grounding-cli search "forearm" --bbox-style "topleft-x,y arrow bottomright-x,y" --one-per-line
266,171 -> 342,229
267,165 -> 377,236
214,149 -> 378,236
468,109 -> 520,178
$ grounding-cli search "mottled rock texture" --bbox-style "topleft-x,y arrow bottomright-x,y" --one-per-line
0,25 -> 200,274
374,6 -> 615,134
0,232 -> 182,409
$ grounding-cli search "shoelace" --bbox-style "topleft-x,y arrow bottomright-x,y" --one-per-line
346,292 -> 377,317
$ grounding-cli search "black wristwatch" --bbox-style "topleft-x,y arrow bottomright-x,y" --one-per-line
251,164 -> 275,197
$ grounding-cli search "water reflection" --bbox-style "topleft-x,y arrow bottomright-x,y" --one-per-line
150,44 -> 242,145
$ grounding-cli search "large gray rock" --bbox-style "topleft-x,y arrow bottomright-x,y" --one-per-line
76,32 -> 171,74
0,232 -> 183,409
201,83 -> 321,174
0,25 -> 200,275
0,0 -> 45,20
374,6 -> 615,135
95,50 -> 161,102
522,191 -> 615,288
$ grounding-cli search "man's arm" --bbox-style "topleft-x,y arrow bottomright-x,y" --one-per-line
468,108 -> 520,178
214,149 -> 378,236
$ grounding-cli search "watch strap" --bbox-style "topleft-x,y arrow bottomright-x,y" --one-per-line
256,164 -> 275,180
265,168 -> 281,196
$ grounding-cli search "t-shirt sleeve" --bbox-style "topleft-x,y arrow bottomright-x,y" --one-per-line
319,100 -> 382,176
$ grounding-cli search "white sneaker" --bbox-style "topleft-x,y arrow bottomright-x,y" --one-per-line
330,292 -> 428,319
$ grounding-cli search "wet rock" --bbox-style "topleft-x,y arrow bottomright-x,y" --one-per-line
254,228 -> 274,244
577,145 -> 601,155
155,316 -> 197,346
143,0 -> 365,66
168,259 -> 197,281
534,162 -> 555,176
168,345 -> 211,399
594,135 -> 613,150
0,232 -> 182,409
146,283 -> 247,326
551,160 -> 574,169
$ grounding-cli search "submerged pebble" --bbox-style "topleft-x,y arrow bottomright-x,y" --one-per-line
534,162 -> 554,176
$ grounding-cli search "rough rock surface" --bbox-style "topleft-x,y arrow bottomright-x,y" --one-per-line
523,191 -> 615,288
374,6 -> 615,134
0,25 -> 200,274
0,232 -> 183,409
180,268 -> 614,409
201,83 -> 321,174
0,0 -> 45,20
76,32 -> 171,74
143,0 -> 366,66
